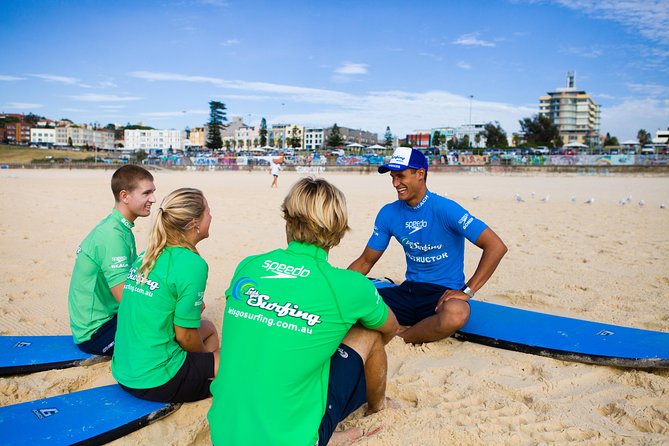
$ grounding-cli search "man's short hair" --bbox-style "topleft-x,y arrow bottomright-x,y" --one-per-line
111,164 -> 154,201
282,177 -> 349,250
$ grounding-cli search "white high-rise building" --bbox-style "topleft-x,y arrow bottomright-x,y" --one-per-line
539,72 -> 601,146
124,129 -> 186,151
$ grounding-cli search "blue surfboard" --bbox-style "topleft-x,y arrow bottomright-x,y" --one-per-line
0,336 -> 107,377
0,384 -> 180,446
373,280 -> 669,368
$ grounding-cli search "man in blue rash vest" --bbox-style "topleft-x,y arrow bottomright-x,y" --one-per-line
349,147 -> 507,344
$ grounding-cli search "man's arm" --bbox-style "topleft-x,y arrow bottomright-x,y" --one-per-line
110,282 -> 125,303
468,227 -> 507,293
174,325 -> 205,352
348,246 -> 385,276
374,307 -> 399,345
437,227 -> 507,307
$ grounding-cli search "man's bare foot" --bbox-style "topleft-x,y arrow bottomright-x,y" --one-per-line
328,427 -> 363,446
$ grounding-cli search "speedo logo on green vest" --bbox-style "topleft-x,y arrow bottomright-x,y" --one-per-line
261,259 -> 311,279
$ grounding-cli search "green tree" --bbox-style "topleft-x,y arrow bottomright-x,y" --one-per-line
519,114 -> 560,147
24,113 -> 42,125
327,124 -> 344,148
259,118 -> 268,147
637,129 -> 651,146
603,132 -> 619,146
206,100 -> 227,150
288,127 -> 301,148
432,131 -> 442,147
446,139 -> 456,150
384,126 -> 393,148
482,121 -> 509,148
134,149 -> 148,164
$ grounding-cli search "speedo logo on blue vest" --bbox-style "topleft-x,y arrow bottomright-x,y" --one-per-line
405,219 -> 427,234
261,259 -> 311,279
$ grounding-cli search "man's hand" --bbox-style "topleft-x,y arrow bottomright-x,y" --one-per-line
435,289 -> 469,312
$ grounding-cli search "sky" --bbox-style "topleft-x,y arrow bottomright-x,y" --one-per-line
1,0 -> 668,142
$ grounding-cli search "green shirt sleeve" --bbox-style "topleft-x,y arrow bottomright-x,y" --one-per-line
173,253 -> 208,329
97,227 -> 134,288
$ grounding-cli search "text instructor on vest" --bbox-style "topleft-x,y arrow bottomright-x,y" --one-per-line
349,147 -> 507,344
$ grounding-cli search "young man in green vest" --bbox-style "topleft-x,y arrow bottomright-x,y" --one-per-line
68,164 -> 156,356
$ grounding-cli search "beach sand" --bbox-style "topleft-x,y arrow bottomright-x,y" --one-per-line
1,168 -> 668,445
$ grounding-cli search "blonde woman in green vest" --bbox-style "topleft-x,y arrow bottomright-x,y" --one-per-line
112,188 -> 219,403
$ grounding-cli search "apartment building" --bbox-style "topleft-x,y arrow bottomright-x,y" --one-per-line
30,127 -> 56,146
323,126 -> 377,147
54,125 -> 114,149
539,72 -> 601,147
304,128 -> 324,150
124,129 -> 186,151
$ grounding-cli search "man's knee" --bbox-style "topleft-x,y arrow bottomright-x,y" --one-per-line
438,299 -> 470,331
341,325 -> 383,362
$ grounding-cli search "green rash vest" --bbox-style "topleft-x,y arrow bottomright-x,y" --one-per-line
111,247 -> 208,389
68,209 -> 136,344
208,241 -> 389,446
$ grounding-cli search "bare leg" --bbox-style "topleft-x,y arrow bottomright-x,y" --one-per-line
398,299 -> 470,344
341,325 -> 389,415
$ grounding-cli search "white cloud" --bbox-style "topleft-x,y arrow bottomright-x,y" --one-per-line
453,33 -> 496,48
99,105 -> 126,109
626,82 -> 669,97
0,75 -> 25,81
600,97 -> 669,139
553,0 -> 669,45
139,109 -> 208,117
32,74 -> 81,85
457,61 -> 472,70
127,70 -> 541,135
560,45 -> 603,58
70,93 -> 142,102
334,63 -> 369,75
130,71 -> 350,103
2,102 -> 42,109
221,38 -> 240,46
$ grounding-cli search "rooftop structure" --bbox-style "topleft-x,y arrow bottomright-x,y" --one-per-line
539,72 -> 601,147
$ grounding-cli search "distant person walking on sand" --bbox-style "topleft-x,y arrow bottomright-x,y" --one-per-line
112,188 -> 219,403
270,160 -> 282,188
349,147 -> 507,344
208,177 -> 398,445
68,165 -> 156,356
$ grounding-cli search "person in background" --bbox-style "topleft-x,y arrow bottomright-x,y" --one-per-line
208,177 -> 399,445
270,159 -> 282,188
112,188 -> 219,403
349,147 -> 507,344
68,164 -> 156,356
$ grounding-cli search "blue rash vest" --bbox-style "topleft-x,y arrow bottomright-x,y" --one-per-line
367,190 -> 488,289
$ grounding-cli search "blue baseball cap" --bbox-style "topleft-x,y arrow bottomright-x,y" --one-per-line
378,147 -> 429,173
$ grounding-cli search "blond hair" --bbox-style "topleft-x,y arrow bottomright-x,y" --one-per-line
282,177 -> 349,250
138,188 -> 205,280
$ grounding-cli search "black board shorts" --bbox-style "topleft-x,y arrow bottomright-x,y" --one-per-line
378,281 -> 450,326
76,315 -> 117,356
317,343 -> 367,445
119,352 -> 215,403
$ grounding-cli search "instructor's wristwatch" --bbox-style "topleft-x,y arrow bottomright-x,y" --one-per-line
460,284 -> 475,299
